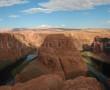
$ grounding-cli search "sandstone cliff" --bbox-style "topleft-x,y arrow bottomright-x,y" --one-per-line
0,75 -> 104,90
0,29 -> 110,90
16,34 -> 87,82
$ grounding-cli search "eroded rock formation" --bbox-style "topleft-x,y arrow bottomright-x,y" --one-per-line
62,76 -> 104,90
0,32 -> 33,62
0,75 -> 104,90
0,29 -> 110,90
16,34 -> 87,82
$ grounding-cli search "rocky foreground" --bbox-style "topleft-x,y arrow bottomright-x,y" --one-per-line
0,28 -> 110,90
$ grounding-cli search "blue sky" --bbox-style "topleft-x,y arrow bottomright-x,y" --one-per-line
0,0 -> 110,28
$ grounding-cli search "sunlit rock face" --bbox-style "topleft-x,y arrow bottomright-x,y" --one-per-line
0,29 -> 110,90
0,31 -> 46,63
0,76 -> 104,90
62,76 -> 104,90
0,29 -> 109,62
16,34 -> 88,82
39,34 -> 88,79
0,32 -> 34,66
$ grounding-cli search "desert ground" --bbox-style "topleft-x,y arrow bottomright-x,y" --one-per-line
0,28 -> 110,90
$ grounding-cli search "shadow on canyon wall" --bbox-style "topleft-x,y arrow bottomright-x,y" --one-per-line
15,34 -> 87,83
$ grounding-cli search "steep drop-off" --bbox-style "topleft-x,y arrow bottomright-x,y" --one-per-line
16,34 -> 87,82
0,29 -> 110,90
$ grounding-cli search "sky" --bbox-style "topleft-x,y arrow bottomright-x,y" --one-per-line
0,0 -> 110,29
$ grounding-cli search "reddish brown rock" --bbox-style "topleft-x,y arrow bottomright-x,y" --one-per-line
0,86 -> 11,90
14,74 -> 63,90
0,29 -> 110,90
0,76 -> 104,90
62,76 -> 104,90
0,32 -> 34,63
39,34 -> 88,79
16,34 -> 87,82
70,29 -> 110,50
0,74 -> 63,90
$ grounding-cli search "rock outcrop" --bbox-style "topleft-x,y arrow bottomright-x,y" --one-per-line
16,34 -> 87,82
14,74 -> 63,90
0,32 -> 35,71
0,29 -> 110,90
70,30 -> 110,50
0,74 -> 63,90
0,75 -> 104,90
0,32 -> 35,61
62,76 -> 104,90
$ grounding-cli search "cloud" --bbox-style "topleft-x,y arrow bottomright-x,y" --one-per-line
40,0 -> 110,11
34,24 -> 65,29
22,0 -> 110,14
22,8 -> 50,14
0,0 -> 29,7
36,24 -> 53,28
9,15 -> 20,18
61,25 -> 65,27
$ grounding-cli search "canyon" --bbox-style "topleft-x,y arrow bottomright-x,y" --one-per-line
0,28 -> 110,90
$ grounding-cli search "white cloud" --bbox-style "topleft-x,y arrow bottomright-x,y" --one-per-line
34,24 -> 65,29
22,0 -> 110,14
0,0 -> 29,7
40,0 -> 110,11
22,8 -> 50,14
61,25 -> 65,27
36,24 -> 53,28
9,15 -> 20,18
